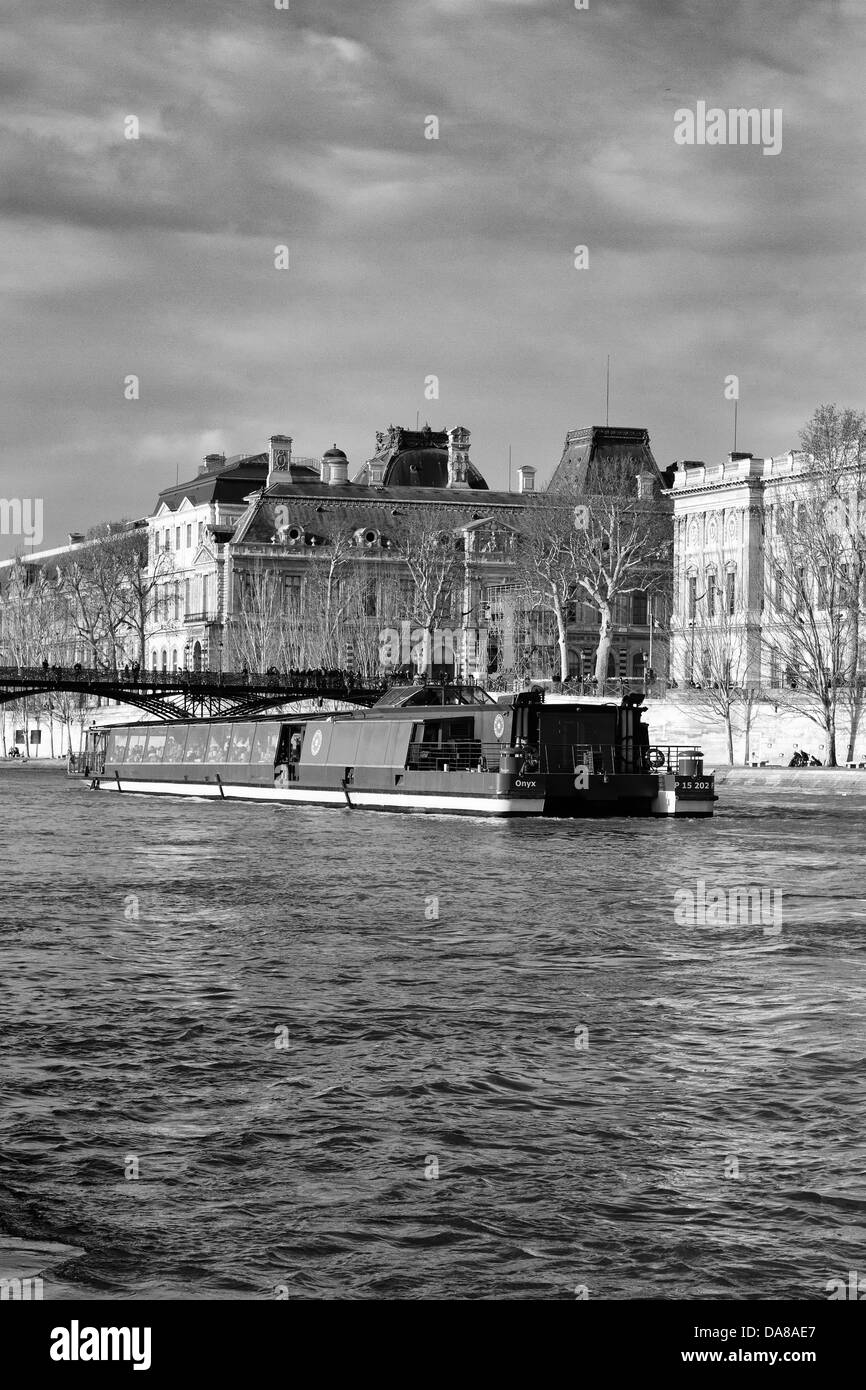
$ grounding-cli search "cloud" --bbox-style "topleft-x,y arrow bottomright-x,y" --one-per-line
0,0 -> 864,555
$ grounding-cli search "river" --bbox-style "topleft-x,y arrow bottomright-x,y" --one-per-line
1,767 -> 864,1299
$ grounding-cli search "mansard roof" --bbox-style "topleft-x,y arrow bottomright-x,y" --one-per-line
154,452 -> 319,513
230,483 -> 524,547
548,426 -> 673,494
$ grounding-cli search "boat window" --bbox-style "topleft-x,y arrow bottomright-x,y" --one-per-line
106,728 -> 129,763
125,730 -> 147,764
373,686 -> 415,708
421,718 -> 475,744
163,726 -> 188,762
226,723 -> 255,764
204,724 -> 232,763
250,723 -> 280,765
144,729 -> 167,763
183,725 -> 210,763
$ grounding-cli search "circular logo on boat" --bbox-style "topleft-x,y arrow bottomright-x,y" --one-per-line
310,730 -> 323,756
493,713 -> 505,740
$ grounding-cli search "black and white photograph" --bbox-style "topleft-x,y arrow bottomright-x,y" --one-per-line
1,0 -> 864,1350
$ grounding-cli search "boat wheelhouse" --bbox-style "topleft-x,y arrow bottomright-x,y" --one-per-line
81,683 -> 716,817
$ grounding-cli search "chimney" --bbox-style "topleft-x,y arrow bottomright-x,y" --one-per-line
446,426 -> 471,488
197,453 -> 225,476
517,465 -> 535,494
267,434 -> 292,488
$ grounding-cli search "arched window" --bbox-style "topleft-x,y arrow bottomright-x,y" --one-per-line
161,648 -> 168,671
193,641 -> 202,673
172,650 -> 179,672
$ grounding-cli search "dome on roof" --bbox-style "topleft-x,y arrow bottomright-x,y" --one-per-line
323,444 -> 348,461
384,448 -> 488,490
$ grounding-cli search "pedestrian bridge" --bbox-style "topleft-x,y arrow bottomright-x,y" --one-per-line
0,665 -> 385,720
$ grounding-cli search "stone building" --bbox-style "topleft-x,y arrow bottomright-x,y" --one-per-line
144,420 -> 673,682
144,428 -> 532,677
670,448 -> 814,686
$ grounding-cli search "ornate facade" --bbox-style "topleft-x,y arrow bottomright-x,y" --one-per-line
670,449 -> 813,686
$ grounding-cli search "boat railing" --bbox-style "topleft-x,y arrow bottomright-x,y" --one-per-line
405,740 -> 539,774
569,743 -> 617,775
567,743 -> 705,775
641,745 -> 705,775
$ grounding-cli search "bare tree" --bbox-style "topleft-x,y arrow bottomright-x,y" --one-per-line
52,524 -> 158,669
685,572 -> 753,763
514,463 -> 670,682
393,508 -> 465,675
763,484 -> 856,766
229,561 -> 296,671
799,404 -> 866,760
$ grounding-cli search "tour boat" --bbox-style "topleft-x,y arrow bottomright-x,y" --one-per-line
81,683 -> 716,817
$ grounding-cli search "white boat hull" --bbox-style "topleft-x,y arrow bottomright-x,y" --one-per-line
95,778 -> 545,816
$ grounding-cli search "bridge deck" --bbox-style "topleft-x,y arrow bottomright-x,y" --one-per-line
0,666 -> 385,719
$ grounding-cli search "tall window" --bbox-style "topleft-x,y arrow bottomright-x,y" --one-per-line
726,571 -> 735,615
186,524 -> 192,548
706,573 -> 716,619
795,566 -> 805,612
818,566 -> 828,609
202,575 -> 209,615
632,592 -> 648,625
688,575 -> 697,620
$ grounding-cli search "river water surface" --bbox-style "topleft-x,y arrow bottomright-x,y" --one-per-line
1,767 -> 864,1299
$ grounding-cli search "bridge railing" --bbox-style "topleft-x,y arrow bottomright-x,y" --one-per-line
0,664 -> 390,693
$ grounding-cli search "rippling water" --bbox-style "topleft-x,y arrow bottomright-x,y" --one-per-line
1,766 -> 865,1299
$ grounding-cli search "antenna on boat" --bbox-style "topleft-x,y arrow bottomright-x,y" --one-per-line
605,355 -> 610,426
508,444 -> 512,492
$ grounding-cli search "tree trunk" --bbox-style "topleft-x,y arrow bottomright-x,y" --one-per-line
726,712 -> 735,765
827,707 -> 837,766
421,625 -> 435,676
742,689 -> 754,765
845,681 -> 863,763
546,596 -> 568,681
594,602 -> 613,687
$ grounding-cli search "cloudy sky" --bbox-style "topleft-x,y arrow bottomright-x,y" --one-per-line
1,0 -> 864,555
